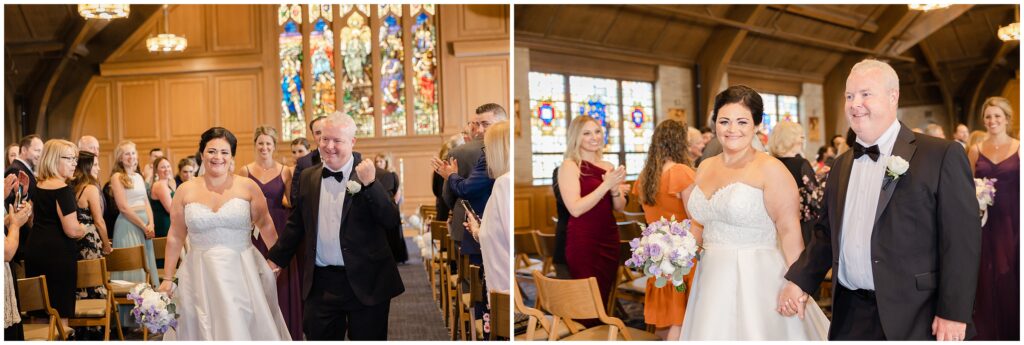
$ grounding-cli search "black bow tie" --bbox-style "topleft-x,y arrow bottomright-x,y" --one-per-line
322,168 -> 345,182
852,142 -> 881,161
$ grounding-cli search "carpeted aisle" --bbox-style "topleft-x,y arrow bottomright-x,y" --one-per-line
387,237 -> 450,340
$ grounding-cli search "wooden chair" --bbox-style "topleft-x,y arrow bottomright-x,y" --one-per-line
17,275 -> 71,340
105,245 -> 152,341
489,291 -> 510,340
428,221 -> 448,304
443,235 -> 461,339
532,230 -> 557,276
617,221 -> 644,242
621,210 -> 647,224
531,271 -> 659,341
607,240 -> 648,316
513,230 -> 543,281
513,283 -> 573,341
68,258 -> 117,340
419,204 -> 438,223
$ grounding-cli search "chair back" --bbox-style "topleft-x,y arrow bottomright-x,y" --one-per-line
514,230 -> 540,271
153,237 -> 167,262
621,210 -> 646,223
419,204 -> 438,222
106,245 -> 151,282
468,265 -> 484,304
489,291 -> 511,340
531,271 -> 631,340
17,275 -> 51,314
76,258 -> 108,289
617,221 -> 643,242
430,221 -> 448,243
514,283 -> 550,336
532,230 -> 555,258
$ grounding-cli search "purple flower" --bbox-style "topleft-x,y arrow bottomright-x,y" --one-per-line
646,243 -> 661,258
629,238 -> 641,249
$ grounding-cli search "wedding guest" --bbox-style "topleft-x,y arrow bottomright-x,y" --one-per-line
558,115 -> 626,312
241,126 -> 302,340
769,121 -> 818,245
550,165 -> 571,279
830,134 -> 847,155
291,115 -> 327,203
5,144 -> 18,166
967,96 -> 1019,340
686,126 -> 706,167
953,123 -> 970,148
700,127 -> 713,145
466,121 -> 511,299
968,130 -> 988,150
925,123 -> 946,139
374,153 -> 401,204
109,141 -> 158,289
432,135 -> 464,222
290,138 -> 309,166
5,135 -> 43,207
76,136 -> 99,155
141,148 -> 164,185
4,197 -> 31,340
174,157 -> 197,186
149,157 -> 175,238
632,119 -> 698,340
70,151 -> 111,339
24,139 -> 86,333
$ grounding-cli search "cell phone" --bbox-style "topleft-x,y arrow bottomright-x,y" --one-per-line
14,185 -> 22,211
461,200 -> 479,223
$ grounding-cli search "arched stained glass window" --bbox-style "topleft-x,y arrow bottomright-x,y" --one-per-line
570,76 -> 620,167
339,5 -> 373,137
308,4 -> 336,118
622,81 -> 654,178
528,72 -> 567,185
279,4 -> 305,141
411,5 -> 439,135
379,4 -> 406,136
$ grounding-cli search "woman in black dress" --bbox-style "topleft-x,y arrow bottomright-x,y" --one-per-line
24,139 -> 86,331
768,121 -> 820,246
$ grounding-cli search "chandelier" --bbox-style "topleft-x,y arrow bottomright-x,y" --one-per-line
999,22 -> 1020,41
908,4 -> 951,11
78,4 -> 130,20
147,5 -> 187,53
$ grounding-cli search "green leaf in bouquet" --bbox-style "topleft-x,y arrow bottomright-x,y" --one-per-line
675,282 -> 687,293
167,304 -> 176,315
654,276 -> 668,288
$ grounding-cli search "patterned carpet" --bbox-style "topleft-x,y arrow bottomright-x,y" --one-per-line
387,237 -> 450,340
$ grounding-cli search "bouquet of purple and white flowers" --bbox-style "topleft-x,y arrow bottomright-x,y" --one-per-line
975,178 -> 997,226
624,216 -> 699,292
126,283 -> 178,334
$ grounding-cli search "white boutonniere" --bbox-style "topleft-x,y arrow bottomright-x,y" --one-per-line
883,156 -> 909,189
346,180 -> 362,195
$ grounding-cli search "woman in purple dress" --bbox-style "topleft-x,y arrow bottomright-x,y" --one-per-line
967,97 -> 1020,340
243,126 -> 303,340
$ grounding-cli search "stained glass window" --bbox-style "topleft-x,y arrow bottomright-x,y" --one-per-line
379,4 -> 406,136
530,73 -> 655,184
760,93 -> 800,134
411,5 -> 439,135
279,4 -> 305,141
308,5 -> 335,119
339,5 -> 373,137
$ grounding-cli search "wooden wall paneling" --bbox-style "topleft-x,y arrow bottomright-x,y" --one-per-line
213,72 -> 261,142
459,58 -> 510,121
116,79 -> 161,144
164,76 -> 212,140
73,81 -> 115,145
169,4 -> 208,57
514,194 -> 533,231
454,5 -> 508,39
440,4 -> 511,136
210,5 -> 259,53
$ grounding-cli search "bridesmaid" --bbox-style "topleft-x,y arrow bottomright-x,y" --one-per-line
241,126 -> 302,340
24,139 -> 86,332
109,140 -> 158,288
967,96 -> 1020,341
557,115 -> 626,316
150,156 -> 176,238
631,119 -> 700,340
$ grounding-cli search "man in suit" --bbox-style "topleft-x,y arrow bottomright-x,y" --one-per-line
268,112 -> 404,340
290,115 -> 328,204
4,135 -> 42,207
436,125 -> 483,248
780,59 -> 980,341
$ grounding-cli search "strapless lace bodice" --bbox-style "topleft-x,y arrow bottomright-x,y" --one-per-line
687,182 -> 776,247
184,198 -> 254,250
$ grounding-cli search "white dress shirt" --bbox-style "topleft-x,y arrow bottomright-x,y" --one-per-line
838,120 -> 901,291
315,155 -> 354,267
479,173 -> 511,300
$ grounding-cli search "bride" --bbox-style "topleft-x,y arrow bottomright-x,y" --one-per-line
158,127 -> 290,340
678,86 -> 829,340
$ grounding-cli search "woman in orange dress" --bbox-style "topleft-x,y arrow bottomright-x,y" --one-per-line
631,119 -> 702,340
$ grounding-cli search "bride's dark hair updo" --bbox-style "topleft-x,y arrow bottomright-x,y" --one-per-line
196,127 -> 238,167
712,85 -> 764,126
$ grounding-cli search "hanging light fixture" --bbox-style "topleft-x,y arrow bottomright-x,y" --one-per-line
908,4 -> 951,11
998,5 -> 1020,42
78,4 -> 130,20
147,5 -> 187,53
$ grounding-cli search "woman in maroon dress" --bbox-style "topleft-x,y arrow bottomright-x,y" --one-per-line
968,97 -> 1020,340
557,116 -> 627,309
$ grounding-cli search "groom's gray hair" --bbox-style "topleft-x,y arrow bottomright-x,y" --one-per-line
323,111 -> 357,139
850,59 -> 899,92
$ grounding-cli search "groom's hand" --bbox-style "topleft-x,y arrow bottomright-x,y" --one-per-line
355,159 -> 376,186
777,281 -> 808,319
932,316 -> 966,341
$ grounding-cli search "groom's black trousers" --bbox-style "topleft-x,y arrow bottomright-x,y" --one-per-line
830,284 -> 886,340
304,266 -> 390,340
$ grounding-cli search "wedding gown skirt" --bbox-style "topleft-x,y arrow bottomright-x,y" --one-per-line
164,198 -> 291,341
680,182 -> 829,340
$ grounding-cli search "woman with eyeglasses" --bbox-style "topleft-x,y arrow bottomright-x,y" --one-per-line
23,139 -> 86,334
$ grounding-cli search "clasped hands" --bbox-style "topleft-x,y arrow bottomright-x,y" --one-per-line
430,157 -> 458,179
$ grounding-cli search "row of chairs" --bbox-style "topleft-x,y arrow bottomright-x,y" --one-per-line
418,205 -> 510,341
15,237 -> 179,341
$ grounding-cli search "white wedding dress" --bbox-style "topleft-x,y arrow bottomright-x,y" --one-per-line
679,182 -> 830,340
164,198 -> 291,340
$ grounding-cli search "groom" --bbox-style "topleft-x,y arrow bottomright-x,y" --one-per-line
268,112 -> 405,340
780,59 -> 981,340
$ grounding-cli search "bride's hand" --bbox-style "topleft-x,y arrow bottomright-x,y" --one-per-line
777,281 -> 808,319
158,280 -> 175,298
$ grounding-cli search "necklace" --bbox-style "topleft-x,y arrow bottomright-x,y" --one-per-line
255,161 -> 275,171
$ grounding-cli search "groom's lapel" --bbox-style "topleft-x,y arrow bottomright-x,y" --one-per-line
338,152 -> 362,234
873,124 -> 917,226
309,163 -> 324,232
833,150 -> 856,237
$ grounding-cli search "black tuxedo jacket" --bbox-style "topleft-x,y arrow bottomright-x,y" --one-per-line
4,159 -> 36,207
268,152 -> 405,306
290,149 -> 321,204
786,123 -> 981,340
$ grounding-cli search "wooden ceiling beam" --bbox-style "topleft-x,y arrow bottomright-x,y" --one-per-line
967,40 -> 1019,128
883,4 -> 974,55
694,4 -> 766,126
640,5 -> 915,63
516,31 -> 693,67
918,40 -> 957,129
5,41 -> 66,55
34,17 -> 101,134
766,5 -> 879,33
